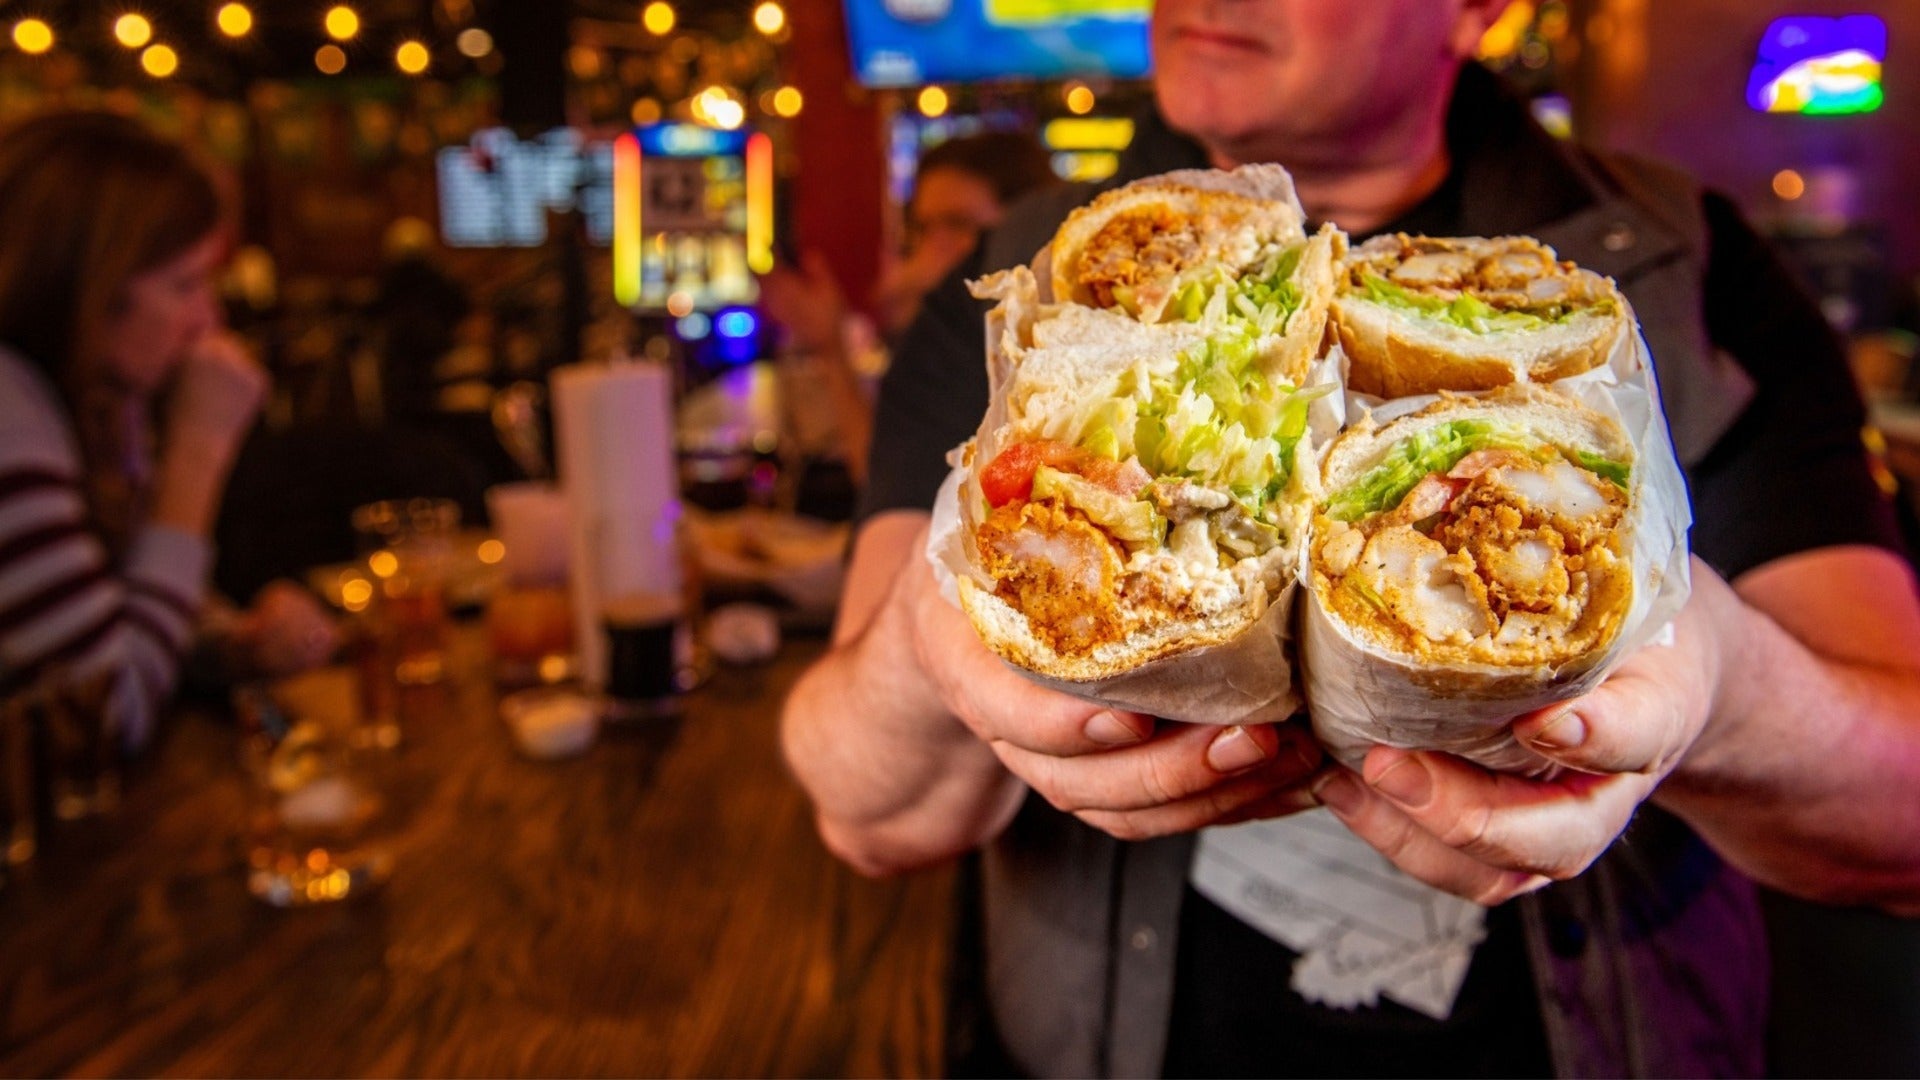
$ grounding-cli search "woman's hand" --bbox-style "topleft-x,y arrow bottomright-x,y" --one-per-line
230,580 -> 339,677
163,333 -> 268,458
151,334 -> 268,535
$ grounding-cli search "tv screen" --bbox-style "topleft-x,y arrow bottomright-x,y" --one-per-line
844,0 -> 1150,87
437,128 -> 614,248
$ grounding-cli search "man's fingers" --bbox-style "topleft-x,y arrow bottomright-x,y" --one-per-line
1356,747 -> 1651,881
908,573 -> 1153,757
1074,749 -> 1324,840
997,722 -> 1319,815
1314,768 -> 1550,905
1512,651 -> 1702,777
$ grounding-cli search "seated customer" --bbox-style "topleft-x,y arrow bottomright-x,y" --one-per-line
0,110 -> 331,748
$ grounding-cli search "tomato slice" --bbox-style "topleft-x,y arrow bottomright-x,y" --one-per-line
980,441 -> 1149,507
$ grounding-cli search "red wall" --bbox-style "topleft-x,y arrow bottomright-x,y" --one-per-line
786,0 -> 886,315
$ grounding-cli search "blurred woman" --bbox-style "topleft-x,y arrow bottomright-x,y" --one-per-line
0,110 -> 329,749
875,130 -> 1060,337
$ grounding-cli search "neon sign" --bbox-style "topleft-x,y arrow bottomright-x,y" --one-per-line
1747,15 -> 1886,115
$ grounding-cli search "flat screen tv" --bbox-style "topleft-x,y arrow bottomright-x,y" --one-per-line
844,0 -> 1150,87
437,128 -> 614,248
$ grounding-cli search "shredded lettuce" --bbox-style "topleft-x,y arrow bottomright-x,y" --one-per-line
1031,465 -> 1166,547
1359,273 -> 1612,334
1571,449 -> 1631,489
1056,242 -> 1328,530
1323,421 -> 1538,522
1323,421 -> 1633,522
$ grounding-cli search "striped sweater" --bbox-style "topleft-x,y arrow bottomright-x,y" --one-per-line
0,348 -> 210,750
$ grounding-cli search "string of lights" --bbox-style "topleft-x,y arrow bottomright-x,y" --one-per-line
3,2 -> 803,133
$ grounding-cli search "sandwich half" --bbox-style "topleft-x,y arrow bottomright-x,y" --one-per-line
956,166 -> 1342,682
1309,384 -> 1636,681
1332,234 -> 1627,399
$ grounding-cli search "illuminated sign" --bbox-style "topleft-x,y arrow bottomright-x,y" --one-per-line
638,123 -> 749,158
1747,15 -> 1886,115
613,125 -> 771,312
1042,116 -> 1135,151
612,132 -> 642,307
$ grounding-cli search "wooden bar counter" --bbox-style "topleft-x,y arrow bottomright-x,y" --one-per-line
0,636 -> 953,1077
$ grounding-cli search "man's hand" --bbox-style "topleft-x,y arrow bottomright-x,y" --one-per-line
1309,559 -> 1726,905
895,531 -> 1323,841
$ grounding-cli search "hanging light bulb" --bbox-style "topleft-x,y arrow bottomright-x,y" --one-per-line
324,5 -> 359,41
642,2 -> 675,35
216,3 -> 253,37
396,40 -> 429,75
13,18 -> 55,54
114,14 -> 153,49
140,43 -> 177,77
917,85 -> 949,118
753,1 -> 786,36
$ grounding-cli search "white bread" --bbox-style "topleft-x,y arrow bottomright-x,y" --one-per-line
1050,166 -> 1307,321
1331,234 -> 1626,399
1320,385 -> 1634,494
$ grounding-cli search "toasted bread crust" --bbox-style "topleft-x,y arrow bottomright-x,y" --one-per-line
1331,234 -> 1626,398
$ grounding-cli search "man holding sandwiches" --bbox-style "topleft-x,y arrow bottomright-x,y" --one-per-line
783,0 -> 1920,1074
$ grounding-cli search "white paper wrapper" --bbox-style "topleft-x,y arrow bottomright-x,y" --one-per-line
1302,301 -> 1692,773
929,467 -> 1302,725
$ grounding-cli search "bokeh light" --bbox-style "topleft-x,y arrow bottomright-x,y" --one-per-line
12,19 -> 54,55
140,43 -> 177,77
456,27 -> 492,58
216,3 -> 253,38
315,43 -> 347,74
324,5 -> 359,41
114,14 -> 153,49
753,1 -> 786,36
396,40 -> 430,75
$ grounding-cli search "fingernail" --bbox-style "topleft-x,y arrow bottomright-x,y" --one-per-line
1367,754 -> 1433,808
1086,711 -> 1146,746
1312,770 -> 1363,815
1207,726 -> 1271,774
1530,709 -> 1588,752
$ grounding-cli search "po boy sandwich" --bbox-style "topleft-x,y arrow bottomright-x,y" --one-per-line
1332,234 -> 1627,399
953,165 -> 1342,684
1311,384 -> 1634,670
1302,384 -> 1659,771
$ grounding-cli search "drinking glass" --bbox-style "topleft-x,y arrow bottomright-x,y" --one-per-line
351,499 -> 460,744
484,482 -> 575,688
233,683 -> 393,907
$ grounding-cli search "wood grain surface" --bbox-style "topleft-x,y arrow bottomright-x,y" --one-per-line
0,635 -> 954,1078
